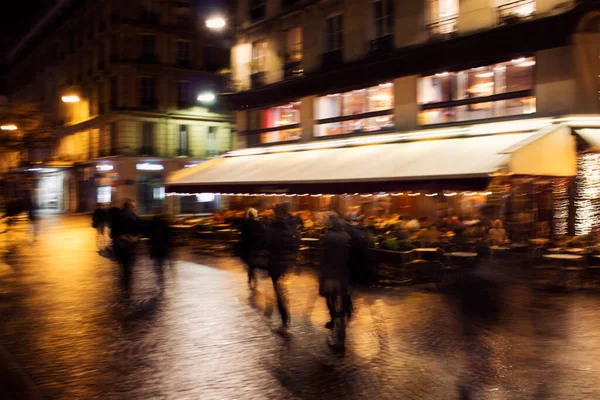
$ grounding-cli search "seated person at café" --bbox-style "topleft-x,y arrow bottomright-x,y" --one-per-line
488,219 -> 507,245
405,217 -> 422,233
413,224 -> 440,245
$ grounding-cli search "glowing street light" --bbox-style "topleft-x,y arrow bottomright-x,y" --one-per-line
61,95 -> 80,103
206,16 -> 226,29
197,92 -> 216,104
1,125 -> 17,131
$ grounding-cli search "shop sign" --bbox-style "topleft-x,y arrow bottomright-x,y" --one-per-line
136,163 -> 164,171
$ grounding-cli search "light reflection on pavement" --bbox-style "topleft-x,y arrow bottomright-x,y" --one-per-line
1,215 -> 600,399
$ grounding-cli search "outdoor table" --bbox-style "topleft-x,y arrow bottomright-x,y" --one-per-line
446,252 -> 478,268
446,252 -> 478,258
592,255 -> 600,259
414,248 -> 440,261
529,238 -> 550,246
511,243 -> 529,248
546,247 -> 564,253
543,254 -> 583,263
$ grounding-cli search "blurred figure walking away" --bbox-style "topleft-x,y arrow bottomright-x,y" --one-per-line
266,202 -> 298,333
25,191 -> 38,243
240,208 -> 266,289
148,207 -> 174,290
111,200 -> 141,297
92,204 -> 109,249
320,214 -> 351,350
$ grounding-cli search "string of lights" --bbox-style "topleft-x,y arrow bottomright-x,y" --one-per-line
575,153 -> 600,236
166,191 -> 494,198
552,179 -> 569,236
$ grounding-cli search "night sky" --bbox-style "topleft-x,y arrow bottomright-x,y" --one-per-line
0,1 -> 56,58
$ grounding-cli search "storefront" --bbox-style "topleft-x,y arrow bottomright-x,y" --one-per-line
167,123 -> 581,238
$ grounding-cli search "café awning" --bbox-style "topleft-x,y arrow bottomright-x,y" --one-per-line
576,128 -> 600,151
167,125 -> 576,194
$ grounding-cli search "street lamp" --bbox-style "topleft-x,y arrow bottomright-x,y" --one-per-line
197,92 -> 216,104
61,95 -> 80,103
206,16 -> 226,30
1,125 -> 17,131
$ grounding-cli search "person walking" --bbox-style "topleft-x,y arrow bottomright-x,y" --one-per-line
111,199 -> 141,297
240,208 -> 266,289
319,214 -> 352,349
148,207 -> 174,290
92,204 -> 108,249
266,203 -> 298,333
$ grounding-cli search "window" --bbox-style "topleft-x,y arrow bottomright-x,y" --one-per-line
97,186 -> 112,204
373,0 -> 394,38
286,27 -> 303,62
141,34 -> 157,59
247,102 -> 302,144
98,83 -> 105,114
110,76 -> 118,110
110,36 -> 118,61
140,76 -> 157,108
427,0 -> 458,35
325,15 -> 343,52
178,125 -> 189,156
418,57 -> 536,125
97,42 -> 105,69
251,40 -> 267,73
497,0 -> 535,24
141,122 -> 155,155
177,81 -> 190,108
177,41 -> 191,65
250,0 -> 266,22
314,83 -> 394,137
207,126 -> 218,157
110,122 -> 118,155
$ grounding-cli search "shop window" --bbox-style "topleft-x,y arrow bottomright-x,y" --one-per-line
178,125 -> 189,156
325,15 -> 343,52
251,40 -> 267,73
250,0 -> 266,22
418,57 -> 535,125
373,0 -> 394,38
248,102 -> 302,144
97,186 -> 112,204
314,83 -> 394,137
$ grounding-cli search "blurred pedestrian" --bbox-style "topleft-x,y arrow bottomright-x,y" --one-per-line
319,214 -> 351,349
240,208 -> 266,289
92,204 -> 108,249
148,206 -> 174,290
111,199 -> 141,296
25,192 -> 38,242
266,203 -> 298,333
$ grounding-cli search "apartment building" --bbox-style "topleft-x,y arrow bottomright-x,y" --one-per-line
168,0 -> 600,236
4,0 -> 233,214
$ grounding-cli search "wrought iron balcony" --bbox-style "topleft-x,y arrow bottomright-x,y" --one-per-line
250,71 -> 266,89
284,61 -> 303,79
497,0 -> 535,25
368,34 -> 394,57
321,49 -> 343,70
426,16 -> 458,41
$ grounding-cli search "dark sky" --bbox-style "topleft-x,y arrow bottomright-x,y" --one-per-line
0,1 -> 56,57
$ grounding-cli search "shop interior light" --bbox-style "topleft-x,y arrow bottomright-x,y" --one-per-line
197,92 -> 216,104
435,72 -> 449,77
136,163 -> 164,171
444,192 -> 458,196
391,193 -> 404,196
475,72 -> 494,78
61,95 -> 80,103
425,193 -> 438,197
184,164 -> 198,168
1,125 -> 17,131
96,164 -> 114,171
511,58 -> 526,64
408,193 -> 420,197
516,60 -> 536,67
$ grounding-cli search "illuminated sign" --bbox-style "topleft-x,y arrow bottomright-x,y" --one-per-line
96,165 -> 114,172
136,163 -> 164,171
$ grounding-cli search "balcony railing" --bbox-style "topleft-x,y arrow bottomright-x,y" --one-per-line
284,61 -> 303,79
426,16 -> 458,41
321,48 -> 343,70
369,34 -> 394,57
497,0 -> 535,25
250,71 -> 266,89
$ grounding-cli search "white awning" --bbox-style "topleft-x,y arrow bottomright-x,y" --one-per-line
576,128 -> 600,151
167,125 -> 576,194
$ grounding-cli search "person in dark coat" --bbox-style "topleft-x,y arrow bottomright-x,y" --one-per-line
148,207 -> 174,289
266,203 -> 298,332
111,199 -> 141,296
240,208 -> 265,289
319,213 -> 351,348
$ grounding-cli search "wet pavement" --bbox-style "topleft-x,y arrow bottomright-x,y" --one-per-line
2,215 -> 600,399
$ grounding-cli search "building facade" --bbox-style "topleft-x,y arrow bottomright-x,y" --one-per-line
176,0 -> 600,237
4,0 -> 233,214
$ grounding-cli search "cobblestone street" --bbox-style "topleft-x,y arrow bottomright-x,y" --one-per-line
2,215 -> 600,399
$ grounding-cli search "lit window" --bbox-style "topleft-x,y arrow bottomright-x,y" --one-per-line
418,57 -> 535,125
256,101 -> 302,143
427,0 -> 458,36
97,186 -> 112,204
286,27 -> 303,62
251,40 -> 267,73
315,83 -> 394,137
